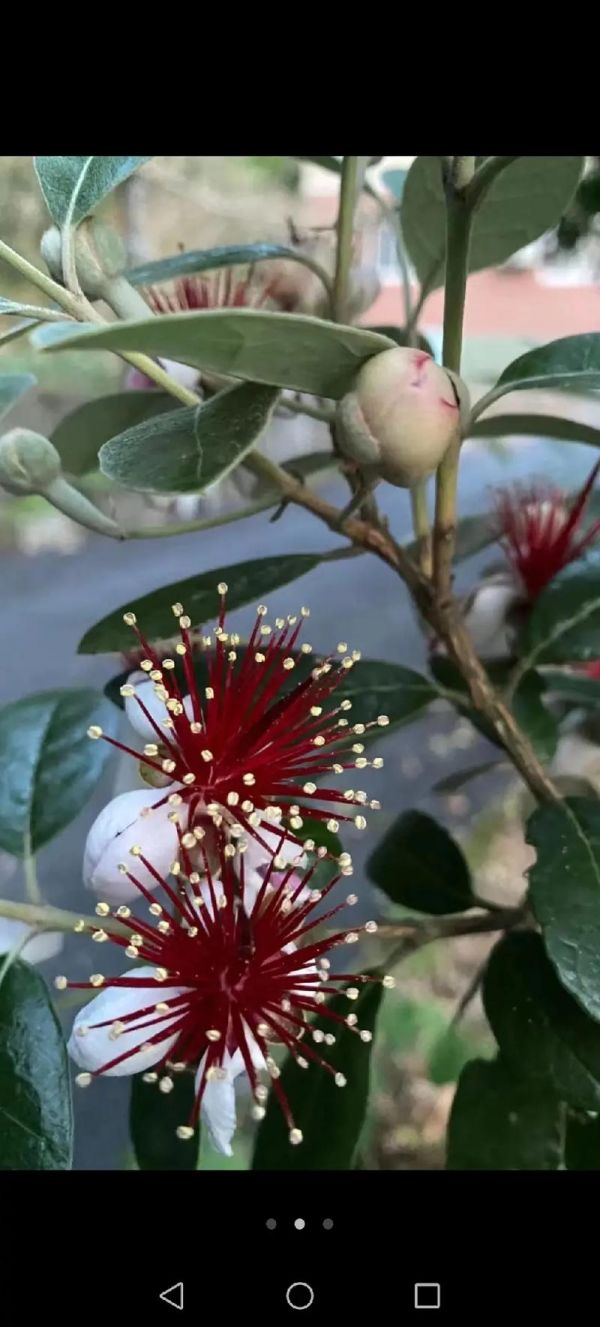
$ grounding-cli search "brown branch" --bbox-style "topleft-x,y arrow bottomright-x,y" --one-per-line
378,905 -> 525,967
276,469 -> 559,805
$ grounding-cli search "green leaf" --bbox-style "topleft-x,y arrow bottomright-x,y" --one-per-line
484,931 -> 600,1110
540,668 -> 600,707
446,1056 -> 564,1169
454,512 -> 497,563
565,1110 -> 600,1168
29,321 -> 88,351
0,297 -> 64,322
0,320 -> 37,349
366,809 -> 475,913
99,382 -> 280,494
0,372 -> 36,422
252,981 -> 382,1170
0,689 -> 118,856
469,412 -> 600,448
521,551 -> 600,666
0,961 -> 72,1169
527,797 -> 600,1022
34,155 -> 152,225
407,511 -> 498,570
337,660 -> 437,731
52,391 -> 175,476
483,333 -> 600,410
510,669 -> 557,763
297,817 -> 342,858
39,310 -> 395,400
78,554 -> 322,654
126,243 -> 330,291
129,1071 -> 199,1170
401,156 -> 583,289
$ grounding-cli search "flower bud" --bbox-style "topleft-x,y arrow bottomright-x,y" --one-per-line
337,348 -> 470,488
0,430 -> 123,538
41,219 -> 126,298
0,428 -> 62,495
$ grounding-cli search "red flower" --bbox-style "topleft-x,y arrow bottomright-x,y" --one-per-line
66,831 -> 387,1150
89,586 -> 385,873
494,459 -> 600,601
145,268 -> 276,315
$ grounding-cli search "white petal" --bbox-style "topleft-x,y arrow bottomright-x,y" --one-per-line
463,578 -> 520,660
0,917 -> 64,965
68,967 -> 186,1077
83,788 -> 184,903
244,824 -> 306,879
196,1051 -> 237,1156
125,672 -> 170,742
159,358 -> 200,392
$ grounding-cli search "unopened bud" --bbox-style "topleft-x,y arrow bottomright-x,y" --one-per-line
41,219 -> 126,298
0,427 -> 122,538
337,347 -> 470,488
0,428 -> 61,495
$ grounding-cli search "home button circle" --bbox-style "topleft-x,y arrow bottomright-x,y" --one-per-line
285,1282 -> 315,1311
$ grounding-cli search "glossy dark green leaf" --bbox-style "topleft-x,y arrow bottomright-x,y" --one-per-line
0,689 -> 118,855
483,333 -> 600,411
366,809 -> 475,914
252,981 -> 382,1170
34,155 -> 152,225
0,961 -> 72,1169
0,373 -> 36,423
540,668 -> 600,707
297,817 -> 342,858
510,669 -> 557,762
40,310 -> 395,400
469,411 -> 600,448
527,797 -> 600,1022
78,554 -> 321,654
99,382 -> 280,494
565,1110 -> 600,1169
446,1056 -> 564,1170
401,156 -> 583,289
130,1071 -> 199,1170
521,552 -> 600,665
52,391 -> 174,476
336,660 -> 437,731
127,243 -> 330,290
484,931 -> 600,1110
